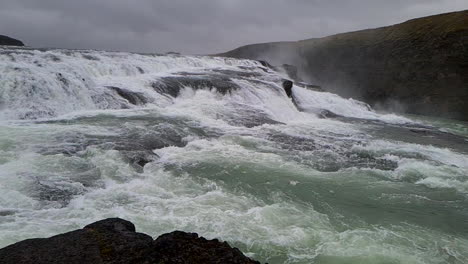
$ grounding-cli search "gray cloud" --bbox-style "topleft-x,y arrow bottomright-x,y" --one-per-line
0,0 -> 467,54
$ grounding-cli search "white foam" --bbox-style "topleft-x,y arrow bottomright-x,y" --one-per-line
292,86 -> 414,124
1,47 -> 467,263
353,140 -> 468,194
0,48 -> 262,120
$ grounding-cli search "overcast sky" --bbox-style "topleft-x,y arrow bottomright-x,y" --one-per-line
1,0 -> 467,54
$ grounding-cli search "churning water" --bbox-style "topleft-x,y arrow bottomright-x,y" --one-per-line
0,47 -> 467,264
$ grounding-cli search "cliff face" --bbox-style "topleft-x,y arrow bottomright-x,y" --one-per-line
0,35 -> 24,46
220,10 -> 468,120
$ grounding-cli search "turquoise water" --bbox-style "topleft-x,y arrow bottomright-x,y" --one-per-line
405,114 -> 468,137
0,110 -> 467,264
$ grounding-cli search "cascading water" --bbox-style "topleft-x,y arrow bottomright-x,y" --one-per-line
0,46 -> 467,264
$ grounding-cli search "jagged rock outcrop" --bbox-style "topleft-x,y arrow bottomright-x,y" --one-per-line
0,218 -> 261,264
282,80 -> 293,98
0,35 -> 24,46
219,10 -> 468,120
107,86 -> 149,105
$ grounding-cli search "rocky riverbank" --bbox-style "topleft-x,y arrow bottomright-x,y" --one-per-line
0,218 -> 261,264
219,10 -> 468,121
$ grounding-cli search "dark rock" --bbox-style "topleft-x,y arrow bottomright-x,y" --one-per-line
318,109 -> 339,119
410,128 -> 431,135
45,54 -> 61,62
106,86 -> 149,105
120,150 -> 158,173
0,210 -> 17,216
165,51 -> 181,55
84,218 -> 137,233
220,103 -> 284,128
136,66 -> 145,74
210,68 -> 263,78
258,60 -> 273,69
267,133 -> 317,151
57,73 -> 70,87
292,101 -> 340,118
0,35 -> 24,46
282,80 -> 293,98
0,218 -> 261,264
153,74 -> 240,97
35,179 -> 84,207
295,82 -> 323,92
82,54 -> 100,61
148,231 -> 260,264
219,10 -> 468,121
0,218 -> 153,264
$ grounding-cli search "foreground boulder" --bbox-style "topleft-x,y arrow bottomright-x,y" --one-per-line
0,35 -> 24,46
150,231 -> 259,264
0,218 -> 260,264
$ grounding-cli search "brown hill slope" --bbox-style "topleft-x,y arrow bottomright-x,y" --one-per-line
220,10 -> 468,120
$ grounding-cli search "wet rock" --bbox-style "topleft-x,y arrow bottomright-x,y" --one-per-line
292,102 -> 340,119
258,60 -> 273,69
35,179 -> 85,207
409,128 -> 431,135
20,107 -> 56,120
221,104 -> 284,128
0,35 -> 24,46
120,150 -> 158,173
82,54 -> 100,61
0,218 -> 153,264
148,231 -> 260,264
318,109 -> 339,119
0,218 -> 261,264
106,86 -> 148,105
210,68 -> 263,78
36,115 -> 199,159
266,131 -> 398,172
295,82 -> 323,92
0,210 -> 17,216
136,66 -> 145,74
45,54 -> 61,62
165,51 -> 181,56
57,73 -> 70,87
267,134 -> 316,151
282,80 -> 293,98
153,74 -> 241,97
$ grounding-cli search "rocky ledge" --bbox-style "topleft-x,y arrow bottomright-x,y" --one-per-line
0,35 -> 24,46
0,218 -> 261,264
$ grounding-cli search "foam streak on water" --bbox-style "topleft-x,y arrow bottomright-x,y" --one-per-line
0,47 -> 467,264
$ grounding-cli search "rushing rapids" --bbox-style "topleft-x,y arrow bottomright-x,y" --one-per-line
0,46 -> 467,264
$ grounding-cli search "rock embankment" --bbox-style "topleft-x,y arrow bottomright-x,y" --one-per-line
219,10 -> 468,120
0,35 -> 24,46
0,218 -> 261,264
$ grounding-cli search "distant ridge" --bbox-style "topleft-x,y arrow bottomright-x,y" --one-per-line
219,10 -> 468,120
0,35 -> 24,46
